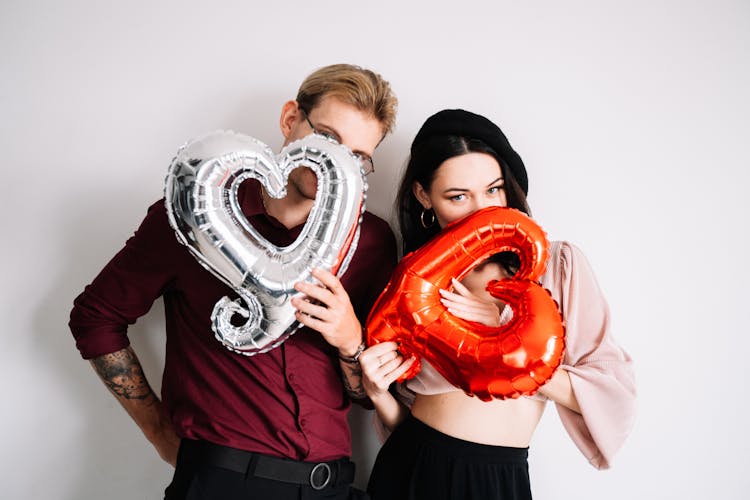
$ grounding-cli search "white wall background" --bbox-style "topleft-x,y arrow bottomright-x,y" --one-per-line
2,1 -> 749,498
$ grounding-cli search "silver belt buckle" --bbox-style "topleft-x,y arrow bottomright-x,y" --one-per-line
309,462 -> 332,490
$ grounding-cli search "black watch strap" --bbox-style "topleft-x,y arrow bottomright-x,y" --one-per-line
338,342 -> 366,364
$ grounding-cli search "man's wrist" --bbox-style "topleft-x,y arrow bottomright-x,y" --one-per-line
337,326 -> 366,357
338,341 -> 366,364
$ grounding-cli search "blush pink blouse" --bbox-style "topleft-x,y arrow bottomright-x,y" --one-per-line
378,241 -> 636,470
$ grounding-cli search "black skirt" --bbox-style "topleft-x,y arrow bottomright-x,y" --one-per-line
367,414 -> 532,500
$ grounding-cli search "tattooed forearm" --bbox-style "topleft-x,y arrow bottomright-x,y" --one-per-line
340,361 -> 368,400
89,347 -> 178,464
91,347 -> 157,403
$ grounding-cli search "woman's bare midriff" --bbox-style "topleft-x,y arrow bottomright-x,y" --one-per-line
410,391 -> 546,447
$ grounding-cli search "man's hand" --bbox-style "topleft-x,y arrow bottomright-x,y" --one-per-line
291,268 -> 363,355
145,408 -> 181,467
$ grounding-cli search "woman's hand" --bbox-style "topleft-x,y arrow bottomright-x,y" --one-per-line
359,342 -> 415,430
440,277 -> 503,327
358,342 -> 415,400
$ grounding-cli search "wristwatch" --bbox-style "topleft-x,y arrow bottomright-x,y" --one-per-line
338,342 -> 366,364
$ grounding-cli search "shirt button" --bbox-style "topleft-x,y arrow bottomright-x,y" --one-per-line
300,418 -> 307,427
288,373 -> 295,382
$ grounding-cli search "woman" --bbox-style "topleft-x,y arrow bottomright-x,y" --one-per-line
360,109 -> 636,499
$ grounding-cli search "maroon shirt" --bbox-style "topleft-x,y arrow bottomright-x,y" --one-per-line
69,179 -> 396,462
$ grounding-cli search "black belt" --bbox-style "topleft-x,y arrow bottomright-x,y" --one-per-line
180,439 -> 355,491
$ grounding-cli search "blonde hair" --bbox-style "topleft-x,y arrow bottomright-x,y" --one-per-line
296,64 -> 398,135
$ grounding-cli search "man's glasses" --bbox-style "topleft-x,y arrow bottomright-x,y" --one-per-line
300,107 -> 375,175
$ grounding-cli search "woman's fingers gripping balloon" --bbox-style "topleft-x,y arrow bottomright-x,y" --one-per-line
439,280 -> 503,327
360,342 -> 415,397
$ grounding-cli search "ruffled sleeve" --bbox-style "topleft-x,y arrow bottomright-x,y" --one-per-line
542,241 -> 636,469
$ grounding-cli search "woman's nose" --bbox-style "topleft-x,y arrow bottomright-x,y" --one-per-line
474,198 -> 491,211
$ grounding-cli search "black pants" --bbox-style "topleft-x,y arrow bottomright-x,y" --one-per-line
367,415 -> 532,500
165,439 -> 369,500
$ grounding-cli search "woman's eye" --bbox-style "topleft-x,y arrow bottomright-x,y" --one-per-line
449,194 -> 465,202
488,185 -> 504,194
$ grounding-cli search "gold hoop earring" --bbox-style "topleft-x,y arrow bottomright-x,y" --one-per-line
420,208 -> 436,228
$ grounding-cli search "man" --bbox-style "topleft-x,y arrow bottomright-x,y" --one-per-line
69,64 -> 398,499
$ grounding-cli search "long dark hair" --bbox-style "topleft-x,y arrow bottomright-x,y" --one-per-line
396,135 -> 530,274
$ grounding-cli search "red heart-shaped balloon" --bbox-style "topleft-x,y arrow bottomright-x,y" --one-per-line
366,206 -> 565,401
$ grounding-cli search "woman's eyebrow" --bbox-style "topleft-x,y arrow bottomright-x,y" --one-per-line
442,187 -> 468,194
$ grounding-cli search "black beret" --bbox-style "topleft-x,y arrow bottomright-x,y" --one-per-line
411,109 -> 528,195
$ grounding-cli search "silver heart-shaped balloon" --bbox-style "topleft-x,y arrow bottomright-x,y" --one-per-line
165,131 -> 366,355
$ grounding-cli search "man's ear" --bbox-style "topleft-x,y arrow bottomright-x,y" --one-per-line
279,100 -> 301,141
412,182 -> 432,209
